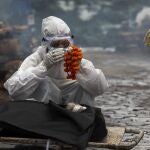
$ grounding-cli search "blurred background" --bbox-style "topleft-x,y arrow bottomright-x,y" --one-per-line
1,0 -> 150,55
0,0 -> 150,149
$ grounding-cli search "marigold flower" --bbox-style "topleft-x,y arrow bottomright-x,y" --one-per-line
64,45 -> 83,80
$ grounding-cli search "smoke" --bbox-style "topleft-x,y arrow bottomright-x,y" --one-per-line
58,0 -> 75,12
0,0 -> 150,54
135,7 -> 150,27
78,4 -> 101,21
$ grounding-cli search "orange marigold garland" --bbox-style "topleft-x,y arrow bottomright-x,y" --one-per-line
64,45 -> 83,80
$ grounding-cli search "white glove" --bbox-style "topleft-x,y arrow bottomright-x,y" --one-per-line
66,102 -> 87,112
43,48 -> 64,69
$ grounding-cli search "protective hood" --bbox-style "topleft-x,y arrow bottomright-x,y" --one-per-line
41,16 -> 71,41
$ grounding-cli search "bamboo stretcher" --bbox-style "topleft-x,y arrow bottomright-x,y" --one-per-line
0,127 -> 144,150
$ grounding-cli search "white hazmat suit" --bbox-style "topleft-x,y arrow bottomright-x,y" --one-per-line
4,16 -> 108,107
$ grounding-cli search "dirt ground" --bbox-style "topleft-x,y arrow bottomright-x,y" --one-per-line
85,51 -> 150,150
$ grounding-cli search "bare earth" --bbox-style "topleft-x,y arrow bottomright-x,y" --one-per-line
85,51 -> 150,150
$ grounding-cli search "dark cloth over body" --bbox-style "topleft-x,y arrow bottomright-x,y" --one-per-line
0,101 -> 107,149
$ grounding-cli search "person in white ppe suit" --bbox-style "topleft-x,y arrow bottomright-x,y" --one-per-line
4,16 -> 108,111
2,16 -> 109,148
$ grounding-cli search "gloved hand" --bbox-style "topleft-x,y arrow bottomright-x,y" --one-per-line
43,48 -> 64,69
66,102 -> 87,112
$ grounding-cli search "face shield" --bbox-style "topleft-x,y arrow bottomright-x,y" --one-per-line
42,35 -> 74,50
